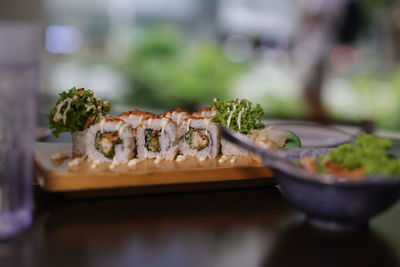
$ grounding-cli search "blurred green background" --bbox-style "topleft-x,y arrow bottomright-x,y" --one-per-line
118,26 -> 245,111
41,0 -> 400,129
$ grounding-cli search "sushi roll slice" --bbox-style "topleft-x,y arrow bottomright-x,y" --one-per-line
48,87 -> 111,157
136,116 -> 179,160
86,118 -> 136,163
211,98 -> 265,156
178,116 -> 220,158
162,108 -> 190,126
117,109 -> 155,128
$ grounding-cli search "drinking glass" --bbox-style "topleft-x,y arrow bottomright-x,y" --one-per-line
0,22 -> 40,239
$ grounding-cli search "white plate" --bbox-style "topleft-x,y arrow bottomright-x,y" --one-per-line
272,122 -> 356,147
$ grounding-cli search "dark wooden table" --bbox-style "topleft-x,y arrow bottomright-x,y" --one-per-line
1,186 -> 400,267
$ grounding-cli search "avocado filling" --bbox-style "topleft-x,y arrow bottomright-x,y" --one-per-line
284,130 -> 302,148
95,131 -> 122,159
145,129 -> 161,152
185,128 -> 209,150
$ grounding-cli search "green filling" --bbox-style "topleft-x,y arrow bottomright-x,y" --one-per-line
284,131 -> 302,148
185,128 -> 209,150
184,128 -> 194,146
95,131 -> 122,159
212,98 -> 265,134
321,134 -> 400,176
48,87 -> 111,137
145,129 -> 161,152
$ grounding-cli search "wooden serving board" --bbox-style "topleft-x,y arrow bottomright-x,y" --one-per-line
34,142 -> 275,198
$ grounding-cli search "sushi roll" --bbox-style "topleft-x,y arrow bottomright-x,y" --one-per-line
48,87 -> 111,157
162,108 -> 190,126
117,109 -> 155,128
211,98 -> 265,156
136,116 -> 179,160
178,116 -> 220,158
86,118 -> 136,163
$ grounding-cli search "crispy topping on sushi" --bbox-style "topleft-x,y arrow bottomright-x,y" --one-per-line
118,109 -> 155,118
98,117 -> 124,125
162,108 -> 190,125
192,107 -> 215,118
117,109 -> 157,128
162,108 -> 188,116
139,116 -> 178,128
48,87 -> 110,137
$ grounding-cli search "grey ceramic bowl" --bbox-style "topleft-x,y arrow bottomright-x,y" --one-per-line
220,127 -> 400,230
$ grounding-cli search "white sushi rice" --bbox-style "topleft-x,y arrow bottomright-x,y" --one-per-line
85,118 -> 136,163
221,137 -> 250,156
71,129 -> 88,157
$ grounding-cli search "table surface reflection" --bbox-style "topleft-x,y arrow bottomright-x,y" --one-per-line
1,186 -> 400,267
